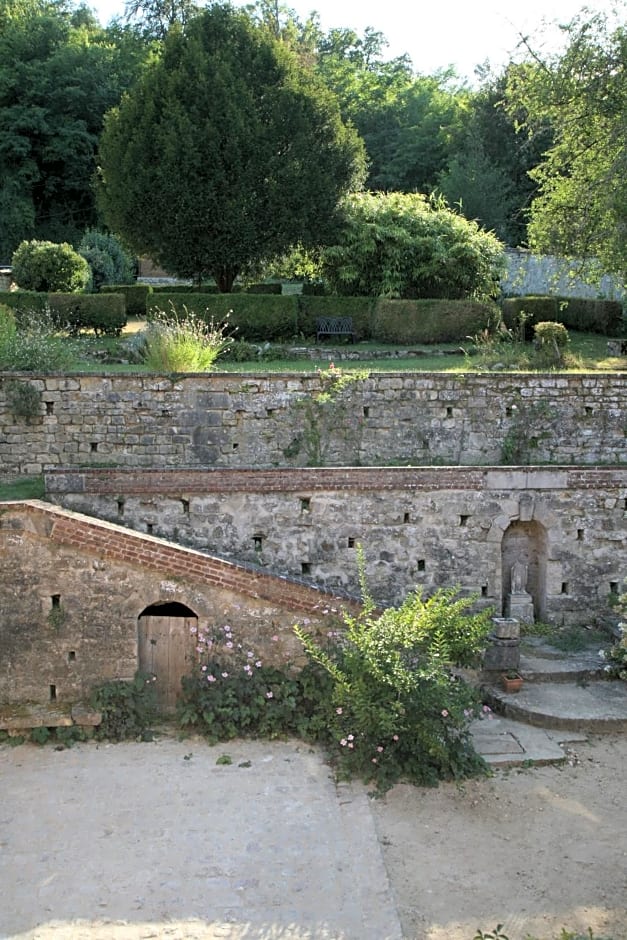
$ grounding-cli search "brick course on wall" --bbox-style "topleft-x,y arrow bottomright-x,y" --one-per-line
46,466 -> 627,627
0,500 -> 356,706
1,371 -> 626,477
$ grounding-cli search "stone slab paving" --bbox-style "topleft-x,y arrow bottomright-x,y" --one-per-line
0,737 -> 403,940
470,715 -> 587,767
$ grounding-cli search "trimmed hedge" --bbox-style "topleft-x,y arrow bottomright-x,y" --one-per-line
502,295 -> 624,337
151,284 -> 219,294
101,283 -> 153,318
371,299 -> 498,344
49,293 -> 127,336
0,290 -> 50,324
296,295 -> 374,340
147,293 -> 299,341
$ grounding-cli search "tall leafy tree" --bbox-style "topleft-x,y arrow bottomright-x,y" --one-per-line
506,8 -> 627,278
0,0 -> 145,261
98,4 -> 366,291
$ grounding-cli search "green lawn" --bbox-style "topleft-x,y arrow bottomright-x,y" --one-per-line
67,328 -> 625,374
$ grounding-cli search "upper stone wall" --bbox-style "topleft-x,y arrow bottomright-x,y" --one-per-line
1,371 -> 626,477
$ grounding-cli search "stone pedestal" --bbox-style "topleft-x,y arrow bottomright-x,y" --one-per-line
482,617 -> 521,672
505,592 -> 534,625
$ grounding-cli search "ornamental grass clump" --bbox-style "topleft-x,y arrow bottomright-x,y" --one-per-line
0,303 -> 76,372
140,307 -> 231,372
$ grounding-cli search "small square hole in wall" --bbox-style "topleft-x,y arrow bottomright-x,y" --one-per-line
253,535 -> 264,552
610,581 -> 619,596
45,401 -> 54,415
585,406 -> 593,416
232,442 -> 239,451
460,514 -> 469,527
301,562 -> 311,575
300,497 -> 311,513
266,408 -> 275,416
90,442 -> 98,453
577,528 -> 584,541
147,523 -> 154,535
417,559 -> 425,572
347,537 -> 356,548
481,584 -> 488,597
363,406 -> 370,418
446,406 -> 453,418
117,498 -> 125,517
49,684 -> 57,701
506,406 -> 513,417
68,651 -> 76,662
51,594 -> 61,609
403,512 -> 410,524
181,498 -> 190,514
561,582 -> 569,595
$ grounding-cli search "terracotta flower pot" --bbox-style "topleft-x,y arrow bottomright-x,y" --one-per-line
501,674 -> 523,693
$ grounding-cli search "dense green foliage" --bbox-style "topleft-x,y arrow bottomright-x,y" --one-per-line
49,292 -> 127,335
91,672 -> 157,741
98,4 -> 366,291
139,309 -> 230,371
502,296 -> 624,337
0,302 -> 76,371
322,192 -> 505,300
178,572 -> 492,793
101,283 -> 153,317
12,240 -> 90,292
0,0 -> 146,260
147,293 -> 299,341
372,299 -> 498,344
79,230 -> 134,290
506,10 -> 627,280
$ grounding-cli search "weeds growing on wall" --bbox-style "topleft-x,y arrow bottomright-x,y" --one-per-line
4,379 -> 41,420
600,586 -> 627,681
501,399 -> 557,464
285,364 -> 368,465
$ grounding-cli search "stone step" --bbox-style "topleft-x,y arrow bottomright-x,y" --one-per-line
0,702 -> 101,732
518,647 -> 607,683
483,679 -> 627,732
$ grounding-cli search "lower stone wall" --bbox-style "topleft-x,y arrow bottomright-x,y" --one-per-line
0,501 -> 350,707
45,466 -> 627,627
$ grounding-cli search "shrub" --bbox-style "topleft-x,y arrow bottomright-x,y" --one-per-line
322,192 -> 505,300
4,379 -> 41,420
49,293 -> 127,336
295,569 -> 493,794
372,299 -> 499,344
100,283 -> 153,318
533,320 -> 570,367
0,305 -> 76,372
12,240 -> 90,293
79,230 -> 134,290
148,293 -> 299,342
502,295 -> 624,338
245,282 -> 282,294
0,290 -> 50,326
139,308 -> 231,371
91,672 -> 157,741
152,284 -> 218,294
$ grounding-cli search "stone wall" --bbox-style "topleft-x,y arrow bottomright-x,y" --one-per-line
0,500 -> 352,707
1,371 -> 627,477
45,466 -> 627,627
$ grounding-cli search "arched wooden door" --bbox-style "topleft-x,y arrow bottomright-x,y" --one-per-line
138,602 -> 198,710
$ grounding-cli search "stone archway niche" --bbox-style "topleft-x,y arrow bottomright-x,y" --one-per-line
137,601 -> 198,710
501,520 -> 548,622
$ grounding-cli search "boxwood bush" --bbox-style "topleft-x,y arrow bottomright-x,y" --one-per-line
101,283 -> 153,318
147,293 -> 299,342
372,299 -> 498,344
49,293 -> 127,336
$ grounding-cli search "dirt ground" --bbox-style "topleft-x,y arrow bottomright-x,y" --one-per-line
1,732 -> 626,940
373,733 -> 627,940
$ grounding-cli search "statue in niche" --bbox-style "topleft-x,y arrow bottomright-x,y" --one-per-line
510,558 -> 529,595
